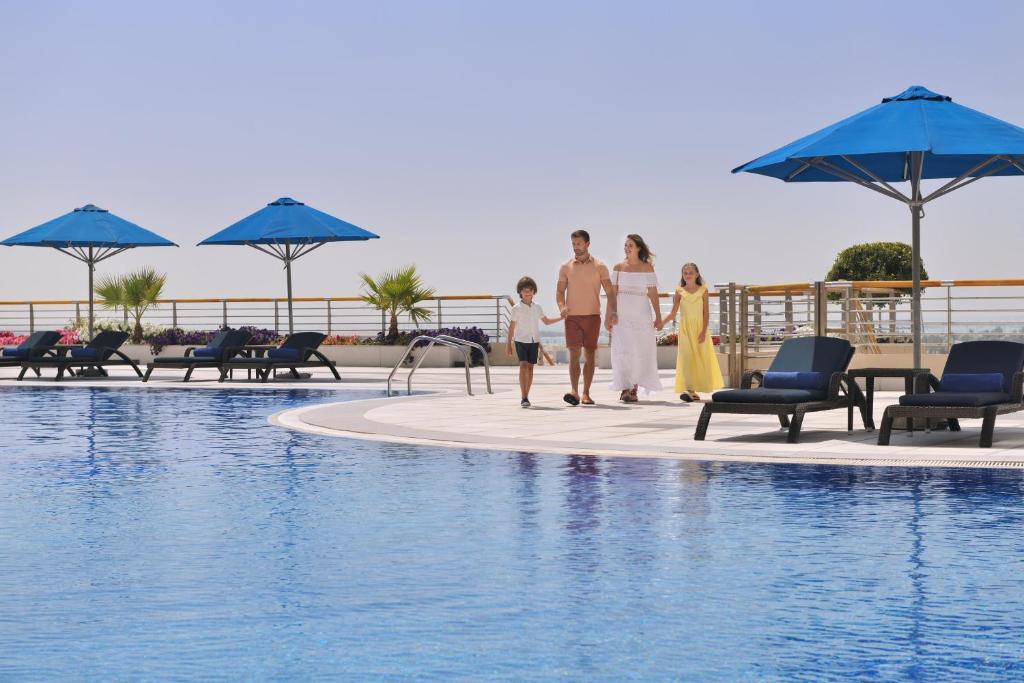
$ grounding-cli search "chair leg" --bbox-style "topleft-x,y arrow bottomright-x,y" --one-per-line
694,405 -> 713,441
778,414 -> 790,429
260,368 -> 270,383
55,366 -> 65,381
786,408 -> 805,443
143,367 -> 153,382
328,363 -> 341,380
17,365 -> 29,381
32,366 -> 40,377
980,407 -> 997,448
218,367 -> 229,382
947,418 -> 961,432
183,366 -> 195,382
878,409 -> 894,445
290,367 -> 301,379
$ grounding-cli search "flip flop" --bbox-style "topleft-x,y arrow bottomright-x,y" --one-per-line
563,393 -> 580,406
580,397 -> 596,405
680,393 -> 693,402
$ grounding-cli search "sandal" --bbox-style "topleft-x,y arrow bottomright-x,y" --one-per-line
563,393 -> 580,406
680,393 -> 693,402
580,397 -> 596,405
619,390 -> 631,402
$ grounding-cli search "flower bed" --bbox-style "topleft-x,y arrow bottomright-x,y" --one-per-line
0,329 -> 81,347
656,332 -> 720,346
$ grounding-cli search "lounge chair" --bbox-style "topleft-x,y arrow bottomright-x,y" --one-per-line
218,332 -> 340,383
18,330 -> 142,381
694,336 -> 865,443
142,328 -> 253,382
0,330 -> 63,376
878,340 -> 1024,448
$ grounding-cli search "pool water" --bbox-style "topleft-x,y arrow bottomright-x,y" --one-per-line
1,387 -> 1023,681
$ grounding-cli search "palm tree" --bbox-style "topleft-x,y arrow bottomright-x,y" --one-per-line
95,268 -> 167,343
360,265 -> 435,340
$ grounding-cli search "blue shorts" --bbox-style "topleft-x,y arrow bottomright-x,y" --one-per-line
515,342 -> 539,364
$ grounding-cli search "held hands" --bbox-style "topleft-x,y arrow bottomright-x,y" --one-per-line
654,317 -> 664,331
604,311 -> 617,332
698,330 -> 706,344
506,343 -> 514,358
558,305 -> 569,318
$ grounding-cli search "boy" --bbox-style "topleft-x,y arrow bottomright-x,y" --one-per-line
507,276 -> 564,407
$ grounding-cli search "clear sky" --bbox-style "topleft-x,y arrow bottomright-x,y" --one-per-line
2,0 -> 1023,313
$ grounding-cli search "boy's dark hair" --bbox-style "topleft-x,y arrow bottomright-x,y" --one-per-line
570,229 -> 590,243
517,276 -> 538,296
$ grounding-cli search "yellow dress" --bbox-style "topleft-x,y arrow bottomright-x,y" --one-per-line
674,285 -> 724,394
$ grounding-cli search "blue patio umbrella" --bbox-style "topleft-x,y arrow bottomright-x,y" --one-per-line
733,85 -> 1024,368
198,198 -> 379,334
1,204 -> 177,340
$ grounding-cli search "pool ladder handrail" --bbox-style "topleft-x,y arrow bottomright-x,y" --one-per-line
387,334 -> 493,396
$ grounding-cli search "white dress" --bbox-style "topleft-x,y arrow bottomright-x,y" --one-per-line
609,269 -> 662,394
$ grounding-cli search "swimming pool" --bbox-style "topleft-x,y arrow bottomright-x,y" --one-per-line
1,387 -> 1022,680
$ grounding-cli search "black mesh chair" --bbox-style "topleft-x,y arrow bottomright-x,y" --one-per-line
143,329 -> 252,382
218,332 -> 340,383
19,330 -> 142,381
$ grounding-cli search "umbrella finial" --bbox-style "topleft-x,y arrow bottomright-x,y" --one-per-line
882,86 -> 950,103
75,204 -> 109,213
270,197 -> 304,206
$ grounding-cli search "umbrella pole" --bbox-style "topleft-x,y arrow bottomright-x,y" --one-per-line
285,243 -> 294,335
88,246 -> 95,342
910,152 -> 923,370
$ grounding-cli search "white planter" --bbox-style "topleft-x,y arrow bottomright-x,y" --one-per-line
319,344 -> 458,368
597,345 -> 682,370
121,344 -> 154,364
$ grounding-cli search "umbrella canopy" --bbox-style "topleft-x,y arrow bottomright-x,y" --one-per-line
733,85 -> 1024,368
198,198 -> 379,334
1,204 -> 177,340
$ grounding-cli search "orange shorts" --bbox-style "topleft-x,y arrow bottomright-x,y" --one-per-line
564,315 -> 601,350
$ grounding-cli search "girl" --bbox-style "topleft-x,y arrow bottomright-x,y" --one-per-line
609,234 -> 662,402
665,262 -> 723,401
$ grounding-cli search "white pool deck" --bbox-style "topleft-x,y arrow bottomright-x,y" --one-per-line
6,364 -> 1024,468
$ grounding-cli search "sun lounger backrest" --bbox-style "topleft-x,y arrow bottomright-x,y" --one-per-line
87,330 -> 130,360
943,341 -> 1024,393
279,332 -> 327,361
221,329 -> 252,360
17,330 -> 61,350
763,336 -> 852,391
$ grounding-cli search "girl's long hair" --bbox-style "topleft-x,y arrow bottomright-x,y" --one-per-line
680,262 -> 704,287
626,234 -> 654,264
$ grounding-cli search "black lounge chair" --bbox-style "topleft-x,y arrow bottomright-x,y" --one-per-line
18,330 -> 142,381
218,332 -> 340,383
142,328 -> 253,382
0,330 -> 63,376
694,336 -> 865,443
878,340 -> 1024,448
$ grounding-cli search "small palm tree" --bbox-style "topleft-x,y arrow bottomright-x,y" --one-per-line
360,265 -> 435,340
95,268 -> 167,343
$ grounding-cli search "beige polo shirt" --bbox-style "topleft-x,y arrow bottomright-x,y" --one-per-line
557,255 -> 610,316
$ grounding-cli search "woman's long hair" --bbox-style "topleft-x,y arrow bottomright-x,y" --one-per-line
680,262 -> 704,287
626,234 -> 654,264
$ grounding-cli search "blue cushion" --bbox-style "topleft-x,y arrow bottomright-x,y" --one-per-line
712,388 -> 827,404
899,391 -> 1011,408
268,347 -> 301,361
70,347 -> 99,360
2,346 -> 29,358
193,347 -> 219,358
938,372 -> 1004,393
762,371 -> 826,391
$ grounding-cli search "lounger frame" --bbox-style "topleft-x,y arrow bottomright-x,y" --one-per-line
217,346 -> 340,383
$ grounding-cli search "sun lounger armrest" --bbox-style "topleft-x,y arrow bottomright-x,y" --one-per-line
1012,372 -> 1024,403
827,372 -> 845,401
741,370 -> 763,389
913,372 -> 939,395
183,346 -> 199,357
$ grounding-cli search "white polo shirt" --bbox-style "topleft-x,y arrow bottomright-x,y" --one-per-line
510,302 -> 545,343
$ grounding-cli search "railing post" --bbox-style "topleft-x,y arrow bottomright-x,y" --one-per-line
274,300 -> 280,334
739,286 -> 749,381
172,300 -> 178,329
75,302 -> 81,326
718,288 -> 728,341
888,297 -> 897,337
437,299 -> 442,330
222,300 -> 228,328
946,283 -> 953,352
28,303 -> 35,334
814,281 -> 827,336
752,293 -> 762,352
784,291 -> 794,336
326,299 -> 332,335
495,298 -> 501,342
381,310 -> 386,336
123,307 -> 129,326
728,282 -> 739,387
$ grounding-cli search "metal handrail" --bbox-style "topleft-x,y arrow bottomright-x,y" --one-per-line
387,335 -> 495,397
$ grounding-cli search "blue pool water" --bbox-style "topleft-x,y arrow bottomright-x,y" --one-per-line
1,387 -> 1023,681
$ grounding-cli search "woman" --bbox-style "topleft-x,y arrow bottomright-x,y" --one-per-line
608,234 -> 662,402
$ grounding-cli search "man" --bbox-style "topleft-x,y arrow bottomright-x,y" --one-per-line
556,229 -> 616,405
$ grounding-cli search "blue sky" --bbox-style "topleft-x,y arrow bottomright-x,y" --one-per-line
2,0 -> 1023,310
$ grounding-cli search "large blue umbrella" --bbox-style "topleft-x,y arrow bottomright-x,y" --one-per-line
1,204 -> 177,340
734,85 -> 1024,368
199,197 -> 379,334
